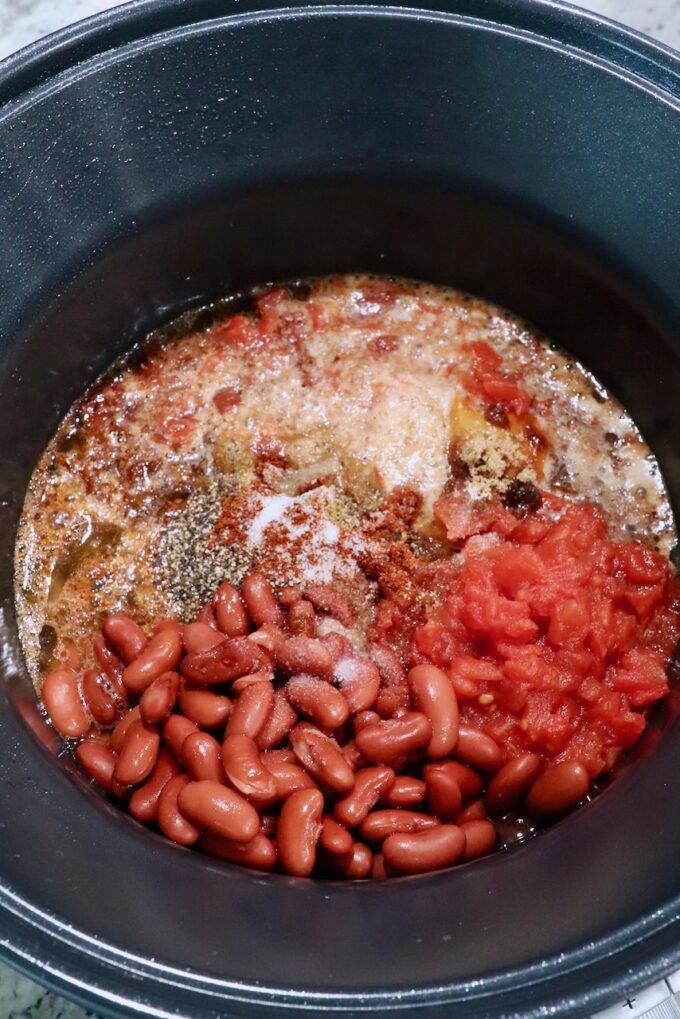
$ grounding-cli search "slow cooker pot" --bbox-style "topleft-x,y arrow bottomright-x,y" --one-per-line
0,1 -> 679,1016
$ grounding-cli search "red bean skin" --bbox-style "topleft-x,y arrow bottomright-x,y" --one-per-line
42,669 -> 90,738
424,761 -> 464,821
255,690 -> 297,750
227,681 -> 275,740
277,788 -> 324,877
182,622 -> 224,655
407,664 -> 459,758
383,825 -> 466,875
221,734 -> 277,801
355,713 -> 432,764
485,753 -> 541,814
114,720 -> 160,785
128,750 -> 181,822
182,637 -> 271,685
178,780 -> 260,842
456,799 -> 487,824
162,714 -> 199,761
360,810 -> 440,842
110,706 -> 141,753
319,815 -> 354,856
379,775 -> 426,808
455,725 -> 504,773
157,775 -> 201,846
334,766 -> 395,828
76,740 -> 116,791
178,688 -> 232,729
214,581 -> 251,636
290,724 -> 355,794
82,669 -> 117,726
123,628 -> 183,694
200,832 -> 277,871
93,635 -> 127,700
139,671 -> 179,724
286,675 -> 350,730
242,572 -> 284,627
102,613 -> 148,664
182,732 -> 226,784
277,637 -> 332,677
461,819 -> 497,861
525,762 -> 590,819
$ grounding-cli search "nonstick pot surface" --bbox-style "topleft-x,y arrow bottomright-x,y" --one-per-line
0,2 -> 679,1017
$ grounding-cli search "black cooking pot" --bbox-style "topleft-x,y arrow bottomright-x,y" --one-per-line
0,1 -> 679,1016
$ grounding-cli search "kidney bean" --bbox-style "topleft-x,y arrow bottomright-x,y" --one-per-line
139,671 -> 179,724
383,825 -> 466,875
407,664 -> 459,758
200,832 -> 277,871
456,799 -> 487,824
276,637 -> 332,677
262,755 -> 316,799
178,780 -> 260,842
123,628 -> 183,694
110,706 -> 141,753
320,815 -> 354,856
227,680 -> 274,739
287,599 -> 316,637
374,685 -> 411,720
42,669 -> 89,738
221,734 -> 277,801
82,669 -> 117,726
157,774 -> 201,845
263,747 -> 295,765
248,624 -> 285,656
277,788 -> 324,877
196,601 -> 218,628
178,688 -> 232,729
370,643 -> 406,685
380,775 -> 426,808
182,637 -> 271,684
242,572 -> 284,627
461,819 -> 497,861
304,584 -> 354,627
114,719 -> 160,786
341,740 -> 367,770
354,710 -> 380,735
286,675 -> 350,729
128,750 -> 181,822
183,622 -> 224,655
335,656 -> 381,714
355,712 -> 432,764
320,631 -> 353,666
334,766 -> 395,828
76,740 -> 116,791
525,761 -> 590,818
485,753 -> 541,814
183,732 -> 226,784
93,635 -> 127,700
102,613 -> 148,664
341,842 -> 373,879
360,810 -> 440,842
214,581 -> 250,636
153,619 -> 184,638
372,853 -> 388,881
455,725 -> 504,773
424,761 -> 463,821
254,690 -> 297,750
162,714 -> 199,760
231,671 -> 274,694
289,724 -> 355,793
111,777 -> 132,800
439,761 -> 483,801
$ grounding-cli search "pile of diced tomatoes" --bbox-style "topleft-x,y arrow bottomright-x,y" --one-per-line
375,496 -> 679,778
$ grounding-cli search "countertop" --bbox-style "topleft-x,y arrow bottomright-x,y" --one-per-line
0,0 -> 678,1016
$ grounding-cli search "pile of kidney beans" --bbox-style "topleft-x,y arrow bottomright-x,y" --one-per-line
41,573 -> 591,878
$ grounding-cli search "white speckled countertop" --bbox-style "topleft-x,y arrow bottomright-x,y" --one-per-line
0,0 -> 678,1016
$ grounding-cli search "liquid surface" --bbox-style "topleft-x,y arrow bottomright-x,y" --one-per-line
15,274 -> 674,685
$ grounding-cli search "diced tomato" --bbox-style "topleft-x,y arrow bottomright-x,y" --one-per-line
213,314 -> 258,347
